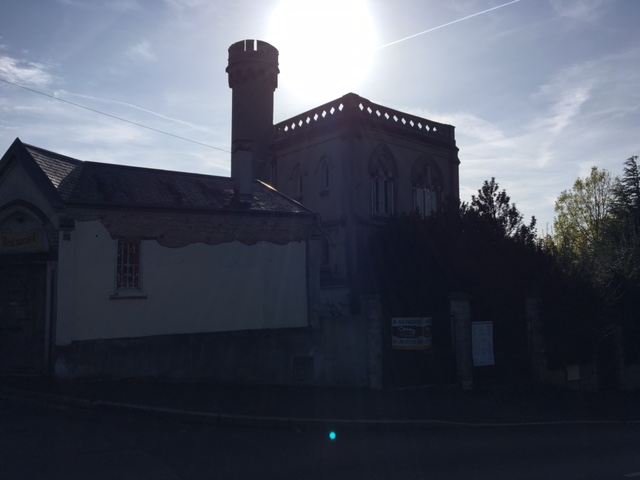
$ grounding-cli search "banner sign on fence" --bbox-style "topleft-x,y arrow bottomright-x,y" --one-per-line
392,317 -> 432,350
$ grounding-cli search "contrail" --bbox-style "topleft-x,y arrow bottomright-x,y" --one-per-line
55,90 -> 207,132
0,77 -> 228,152
377,0 -> 522,49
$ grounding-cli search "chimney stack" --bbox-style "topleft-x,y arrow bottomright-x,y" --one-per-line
226,39 -> 279,183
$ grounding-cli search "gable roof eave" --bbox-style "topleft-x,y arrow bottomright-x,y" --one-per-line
3,140 -> 318,218
0,138 -> 66,209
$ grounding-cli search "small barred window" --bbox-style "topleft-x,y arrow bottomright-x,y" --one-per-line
116,239 -> 142,292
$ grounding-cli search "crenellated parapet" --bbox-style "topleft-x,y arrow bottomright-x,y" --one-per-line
226,39 -> 279,90
274,93 -> 455,145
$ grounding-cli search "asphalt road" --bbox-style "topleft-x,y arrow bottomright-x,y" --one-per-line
2,397 -> 640,480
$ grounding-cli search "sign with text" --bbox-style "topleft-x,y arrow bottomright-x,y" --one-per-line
392,317 -> 432,350
472,321 -> 495,366
1,228 -> 44,253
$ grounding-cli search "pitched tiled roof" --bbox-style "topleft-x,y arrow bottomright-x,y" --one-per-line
22,143 -> 311,215
26,145 -> 84,200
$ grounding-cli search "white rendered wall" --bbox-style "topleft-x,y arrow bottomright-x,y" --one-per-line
56,220 -> 309,343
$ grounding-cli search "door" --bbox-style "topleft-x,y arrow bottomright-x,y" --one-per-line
0,263 -> 47,373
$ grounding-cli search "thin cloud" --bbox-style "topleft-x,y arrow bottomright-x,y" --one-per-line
56,0 -> 87,7
164,0 -> 208,9
531,63 -> 594,135
547,86 -> 591,134
107,0 -> 142,12
0,92 -> 227,173
548,0 -> 606,22
436,112 -> 512,147
0,56 -> 53,87
72,121 -> 149,146
56,0 -> 140,11
126,40 -> 156,62
400,104 -> 576,227
406,107 -> 517,156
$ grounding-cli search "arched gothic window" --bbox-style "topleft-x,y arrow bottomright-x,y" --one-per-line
369,145 -> 397,217
411,156 -> 443,217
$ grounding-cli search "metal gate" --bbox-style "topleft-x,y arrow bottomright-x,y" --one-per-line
0,263 -> 47,374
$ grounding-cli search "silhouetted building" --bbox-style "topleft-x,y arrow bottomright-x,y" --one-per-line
227,39 -> 459,315
0,39 -> 459,386
0,138 -> 319,379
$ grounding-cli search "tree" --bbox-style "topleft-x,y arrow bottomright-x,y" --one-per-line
463,177 -> 537,245
371,179 -> 548,384
553,167 -> 616,267
609,157 -> 640,278
550,161 -> 640,368
613,156 -> 640,221
609,156 -> 640,363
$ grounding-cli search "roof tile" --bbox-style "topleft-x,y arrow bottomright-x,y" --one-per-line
23,144 -> 311,215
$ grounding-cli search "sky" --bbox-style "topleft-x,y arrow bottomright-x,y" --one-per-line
1,0 -> 639,232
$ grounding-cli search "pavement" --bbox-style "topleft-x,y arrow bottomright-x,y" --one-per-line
2,375 -> 640,430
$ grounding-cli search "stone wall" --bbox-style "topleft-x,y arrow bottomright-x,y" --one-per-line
55,329 -> 320,384
54,306 -> 380,387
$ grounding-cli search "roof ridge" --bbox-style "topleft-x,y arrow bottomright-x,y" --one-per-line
80,160 -> 232,181
15,141 -> 312,215
23,143 -> 231,181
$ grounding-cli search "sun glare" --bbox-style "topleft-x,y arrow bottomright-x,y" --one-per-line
268,0 -> 376,102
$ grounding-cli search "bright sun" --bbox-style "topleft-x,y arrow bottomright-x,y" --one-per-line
268,0 -> 377,102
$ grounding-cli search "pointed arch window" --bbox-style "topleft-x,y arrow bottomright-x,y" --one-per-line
412,157 -> 443,217
369,145 -> 397,217
371,169 -> 394,216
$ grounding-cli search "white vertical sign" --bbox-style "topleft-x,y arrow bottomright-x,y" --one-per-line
472,321 -> 495,366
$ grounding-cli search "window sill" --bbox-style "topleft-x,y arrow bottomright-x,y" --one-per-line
109,291 -> 148,300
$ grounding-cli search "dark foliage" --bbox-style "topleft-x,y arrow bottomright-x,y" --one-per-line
552,156 -> 640,366
369,178 -> 608,382
608,156 -> 640,364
